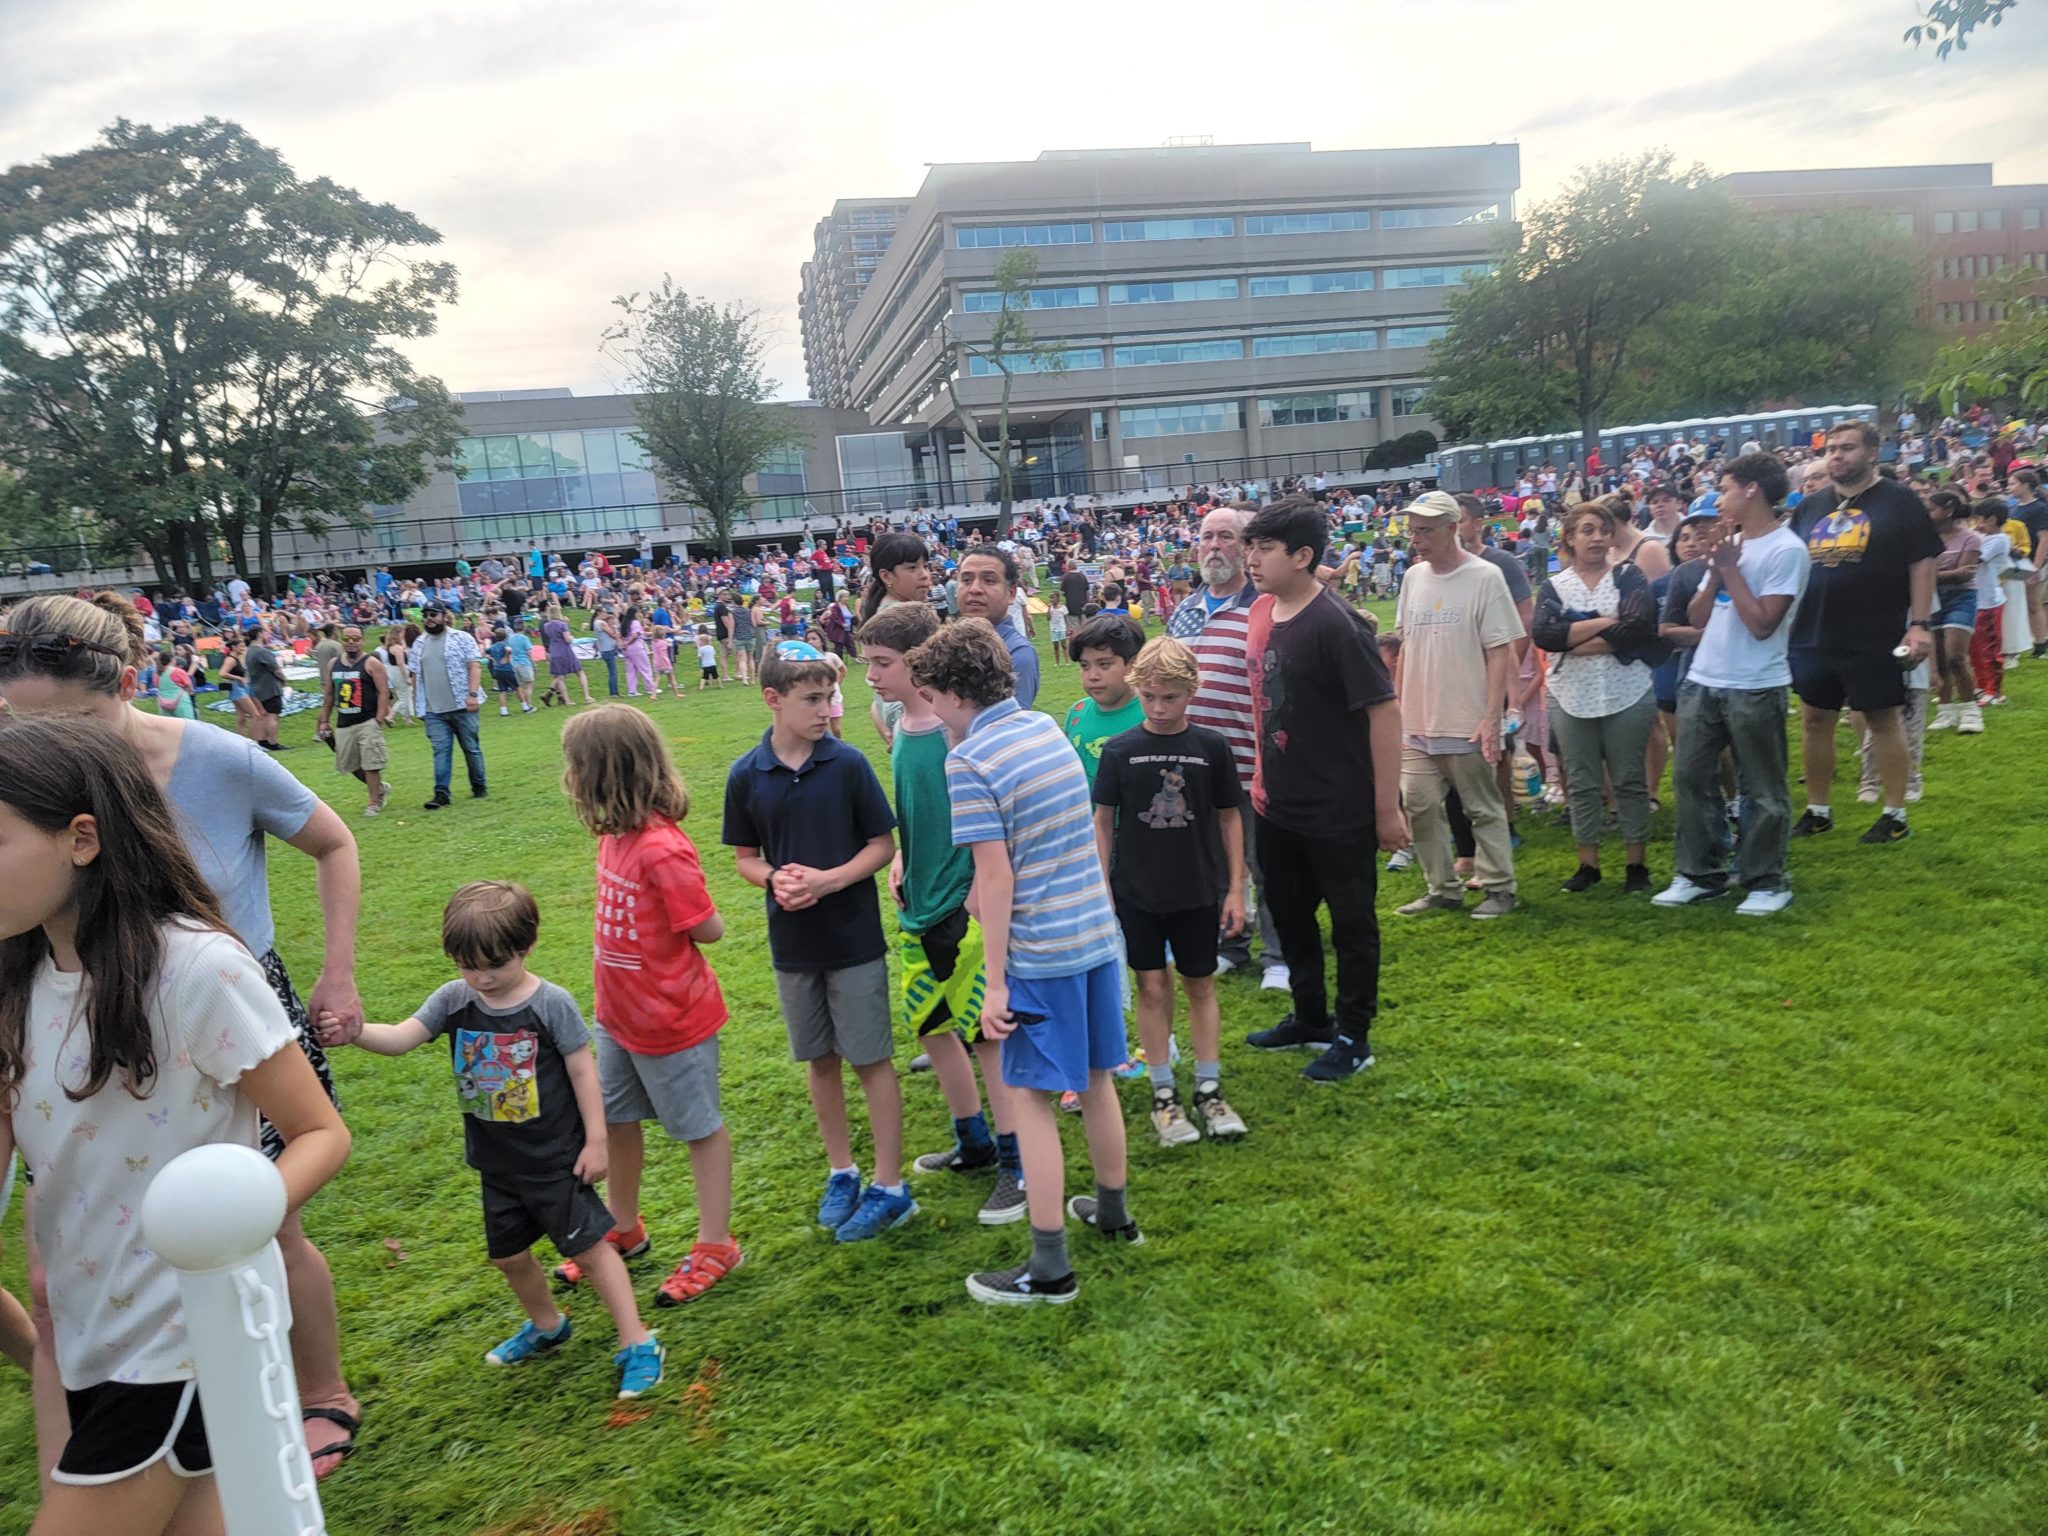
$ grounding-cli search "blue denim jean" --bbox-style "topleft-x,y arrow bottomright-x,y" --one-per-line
601,652 -> 620,695
423,709 -> 487,798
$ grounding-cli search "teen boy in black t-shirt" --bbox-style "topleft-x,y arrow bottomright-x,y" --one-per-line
1239,495 -> 1406,1084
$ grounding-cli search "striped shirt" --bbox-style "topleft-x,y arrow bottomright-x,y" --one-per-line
947,697 -> 1122,980
1166,580 -> 1258,787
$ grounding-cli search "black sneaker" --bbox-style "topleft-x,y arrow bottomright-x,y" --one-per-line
423,793 -> 452,811
965,1263 -> 1078,1307
1560,864 -> 1603,893
1859,811 -> 1910,845
1623,863 -> 1652,895
1302,1034 -> 1375,1083
1066,1195 -> 1144,1245
471,786 -> 489,799
1246,1013 -> 1334,1052
1789,810 -> 1833,839
911,1141 -> 998,1175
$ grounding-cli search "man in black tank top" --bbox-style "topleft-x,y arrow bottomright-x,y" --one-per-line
318,627 -> 394,814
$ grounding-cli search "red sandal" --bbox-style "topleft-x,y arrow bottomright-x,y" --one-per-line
551,1219 -> 649,1288
654,1242 -> 744,1307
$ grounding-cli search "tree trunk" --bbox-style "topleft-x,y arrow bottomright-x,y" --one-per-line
1579,411 -> 1603,471
190,520 -> 215,592
164,522 -> 195,596
257,506 -> 279,599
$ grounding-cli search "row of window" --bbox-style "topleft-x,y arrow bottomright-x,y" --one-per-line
1938,300 -> 2017,324
962,322 -> 1450,376
1086,386 -> 1433,441
953,204 -> 1505,248
1932,209 -> 2037,234
958,263 -> 1492,313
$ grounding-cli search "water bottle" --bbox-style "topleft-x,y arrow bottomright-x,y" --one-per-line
1524,762 -> 1543,802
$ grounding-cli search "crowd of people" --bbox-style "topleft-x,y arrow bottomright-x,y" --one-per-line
0,413 -> 2044,1533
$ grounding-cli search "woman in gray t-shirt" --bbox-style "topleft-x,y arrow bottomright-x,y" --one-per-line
0,590 -> 369,1479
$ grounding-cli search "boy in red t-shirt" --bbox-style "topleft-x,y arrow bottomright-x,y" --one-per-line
557,705 -> 740,1306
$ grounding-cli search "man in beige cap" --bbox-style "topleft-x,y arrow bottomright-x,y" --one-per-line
1388,491 -> 1525,919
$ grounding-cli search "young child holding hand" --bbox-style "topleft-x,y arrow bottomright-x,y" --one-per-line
316,880 -> 665,1400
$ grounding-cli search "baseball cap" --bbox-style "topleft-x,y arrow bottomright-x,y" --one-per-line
421,599 -> 448,615
1403,490 -> 1461,524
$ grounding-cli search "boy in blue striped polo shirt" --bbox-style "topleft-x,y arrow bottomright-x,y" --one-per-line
906,619 -> 1140,1306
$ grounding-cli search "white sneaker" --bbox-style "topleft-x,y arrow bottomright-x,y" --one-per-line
1736,887 -> 1794,917
499,705 -> 510,717
1261,964 -> 1291,992
1385,848 -> 1415,872
1905,783 -> 1924,803
1652,876 -> 1725,907
1957,703 -> 1984,734
1928,703 -> 1958,730
1856,786 -> 1879,804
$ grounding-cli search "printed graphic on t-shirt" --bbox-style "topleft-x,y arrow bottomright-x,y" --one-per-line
1139,766 -> 1192,829
1807,510 -> 1872,568
595,868 -> 644,969
453,1028 -> 540,1122
331,669 -> 366,712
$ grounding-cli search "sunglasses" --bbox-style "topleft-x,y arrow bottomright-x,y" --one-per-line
0,632 -> 129,670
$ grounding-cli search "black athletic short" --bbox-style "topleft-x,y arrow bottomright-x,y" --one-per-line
481,1172 -> 615,1261
1790,645 -> 1908,714
55,1379 -> 212,1485
1116,901 -> 1221,978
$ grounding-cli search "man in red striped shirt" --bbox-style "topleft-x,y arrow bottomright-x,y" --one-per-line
1165,506 -> 1286,991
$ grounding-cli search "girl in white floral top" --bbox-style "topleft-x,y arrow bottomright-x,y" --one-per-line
0,713 -> 348,1534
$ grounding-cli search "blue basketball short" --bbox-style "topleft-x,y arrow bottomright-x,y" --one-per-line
999,959 -> 1128,1095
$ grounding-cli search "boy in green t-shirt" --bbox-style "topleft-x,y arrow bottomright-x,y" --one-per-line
858,603 -> 1025,1227
1062,613 -> 1145,784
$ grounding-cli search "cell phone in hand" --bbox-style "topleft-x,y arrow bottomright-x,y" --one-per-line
1007,1010 -> 1047,1029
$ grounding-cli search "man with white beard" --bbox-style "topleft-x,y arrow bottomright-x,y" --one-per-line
1166,506 -> 1286,990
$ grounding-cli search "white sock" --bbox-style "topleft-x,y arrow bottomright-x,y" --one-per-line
874,1182 -> 907,1197
1884,805 -> 1906,821
830,1164 -> 858,1179
1807,804 -> 1831,819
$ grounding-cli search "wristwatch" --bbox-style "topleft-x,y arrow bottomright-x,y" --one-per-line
1907,619 -> 1932,631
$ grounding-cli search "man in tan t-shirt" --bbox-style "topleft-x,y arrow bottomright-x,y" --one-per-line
1388,492 -> 1526,919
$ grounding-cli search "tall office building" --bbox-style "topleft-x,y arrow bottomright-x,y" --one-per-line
799,197 -> 912,406
1720,164 -> 2048,333
797,141 -> 1520,511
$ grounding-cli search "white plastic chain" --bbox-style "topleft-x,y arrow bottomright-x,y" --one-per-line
232,1267 -> 323,1536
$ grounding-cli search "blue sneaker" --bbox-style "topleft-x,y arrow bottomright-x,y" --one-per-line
613,1335 -> 665,1400
817,1170 -> 862,1229
484,1315 -> 570,1366
834,1183 -> 918,1243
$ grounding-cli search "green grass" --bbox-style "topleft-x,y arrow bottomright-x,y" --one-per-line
4,619 -> 2046,1536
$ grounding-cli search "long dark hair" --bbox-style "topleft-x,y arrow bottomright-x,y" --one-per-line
0,713 -> 231,1109
860,533 -> 929,623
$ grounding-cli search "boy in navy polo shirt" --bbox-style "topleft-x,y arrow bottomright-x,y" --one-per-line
721,642 -> 914,1242
906,619 -> 1139,1307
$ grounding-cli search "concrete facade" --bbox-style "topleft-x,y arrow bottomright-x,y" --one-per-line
1720,164 -> 2048,335
799,197 -> 912,407
798,141 -> 1520,498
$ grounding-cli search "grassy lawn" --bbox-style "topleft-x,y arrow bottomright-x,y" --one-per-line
3,614 -> 2045,1535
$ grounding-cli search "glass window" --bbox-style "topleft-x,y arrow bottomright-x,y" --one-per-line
967,347 -> 1104,375
1958,210 -> 1980,232
1384,263 -> 1494,289
1251,329 -> 1378,357
1247,270 -> 1374,297
1934,211 -> 1956,234
955,222 -> 1092,248
1091,410 -> 1108,441
1892,212 -> 1917,236
1101,217 -> 1234,242
1111,339 -> 1244,367
1386,324 -> 1450,349
960,285 -> 1098,312
581,430 -> 619,476
1380,204 -> 1501,228
1106,278 -> 1239,304
2023,207 -> 2042,231
1244,210 -> 1374,236
1392,387 -> 1431,416
1258,390 -> 1377,427
617,431 -> 651,473
549,432 -> 584,477
454,438 -> 488,479
1119,400 -> 1242,438
1983,209 -> 2004,231
483,436 -> 520,480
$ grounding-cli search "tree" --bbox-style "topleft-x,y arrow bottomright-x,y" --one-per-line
603,278 -> 805,558
0,118 -> 460,596
1922,268 -> 2048,411
1365,430 -> 1439,471
938,248 -> 1069,534
1426,155 -> 1931,458
1426,152 -> 1741,462
1906,0 -> 2020,57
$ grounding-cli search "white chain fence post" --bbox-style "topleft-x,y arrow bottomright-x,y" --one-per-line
140,1144 -> 326,1536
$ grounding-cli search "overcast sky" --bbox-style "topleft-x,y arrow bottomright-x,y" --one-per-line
6,0 -> 2046,403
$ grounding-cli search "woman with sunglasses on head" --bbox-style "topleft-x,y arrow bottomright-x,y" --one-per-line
0,591 -> 369,1485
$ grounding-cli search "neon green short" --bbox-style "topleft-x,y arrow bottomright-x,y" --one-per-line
899,907 -> 987,1043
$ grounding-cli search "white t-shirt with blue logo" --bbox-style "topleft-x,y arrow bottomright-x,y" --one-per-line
1685,523 -> 1811,691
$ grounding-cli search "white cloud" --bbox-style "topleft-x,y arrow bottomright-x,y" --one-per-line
5,0 -> 2045,403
